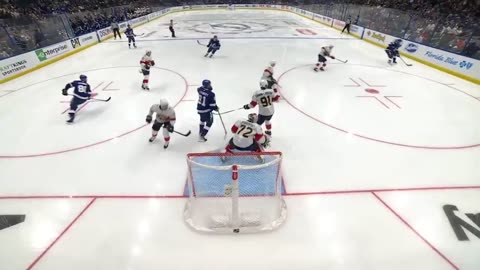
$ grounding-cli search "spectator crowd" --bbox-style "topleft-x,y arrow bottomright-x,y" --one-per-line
0,0 -> 479,60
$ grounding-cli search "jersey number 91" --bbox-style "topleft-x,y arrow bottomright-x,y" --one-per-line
198,95 -> 206,106
260,96 -> 272,107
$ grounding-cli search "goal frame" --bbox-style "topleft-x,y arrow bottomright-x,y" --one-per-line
184,151 -> 286,233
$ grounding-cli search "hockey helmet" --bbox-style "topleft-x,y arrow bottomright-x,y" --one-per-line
159,99 -> 169,110
395,39 -> 403,45
269,60 -> 276,67
328,45 -> 334,49
79,74 -> 87,82
146,50 -> 152,56
248,113 -> 258,123
259,79 -> 268,89
213,35 -> 218,39
202,79 -> 211,88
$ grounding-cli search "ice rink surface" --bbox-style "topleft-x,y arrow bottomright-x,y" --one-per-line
0,9 -> 479,270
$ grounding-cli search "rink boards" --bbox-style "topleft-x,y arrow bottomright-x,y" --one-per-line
1,4 -> 479,84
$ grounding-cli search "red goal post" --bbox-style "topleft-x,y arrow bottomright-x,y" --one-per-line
184,151 -> 287,233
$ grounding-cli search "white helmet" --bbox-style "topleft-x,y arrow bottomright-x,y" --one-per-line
259,79 -> 268,89
269,60 -> 276,67
159,99 -> 169,110
146,50 -> 152,56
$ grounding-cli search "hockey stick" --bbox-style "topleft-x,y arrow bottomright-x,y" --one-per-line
334,58 -> 348,63
174,130 -> 191,137
213,107 -> 243,115
91,97 -> 111,102
196,40 -> 208,46
68,94 -> 111,102
399,56 -> 413,66
217,110 -> 228,139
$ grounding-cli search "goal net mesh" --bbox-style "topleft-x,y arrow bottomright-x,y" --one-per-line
184,152 -> 287,233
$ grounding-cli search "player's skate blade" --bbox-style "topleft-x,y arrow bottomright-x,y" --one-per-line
198,135 -> 207,142
164,142 -> 169,149
149,136 -> 156,142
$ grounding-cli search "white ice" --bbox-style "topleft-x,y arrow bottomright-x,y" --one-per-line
0,9 -> 479,270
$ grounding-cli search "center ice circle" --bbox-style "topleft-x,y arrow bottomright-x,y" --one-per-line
0,66 -> 188,158
190,21 -> 273,34
278,64 -> 480,149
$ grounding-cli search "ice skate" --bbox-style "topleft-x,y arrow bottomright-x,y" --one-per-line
198,135 -> 207,142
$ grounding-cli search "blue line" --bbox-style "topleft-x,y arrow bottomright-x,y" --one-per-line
105,36 -> 358,43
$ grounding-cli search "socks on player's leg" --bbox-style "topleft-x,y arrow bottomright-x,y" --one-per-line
265,124 -> 272,136
149,131 -> 158,142
202,126 -> 210,136
163,137 -> 170,149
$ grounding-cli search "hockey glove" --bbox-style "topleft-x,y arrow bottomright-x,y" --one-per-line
243,104 -> 250,110
151,60 -> 155,66
214,106 -> 219,112
62,88 -> 68,96
330,56 -> 335,59
166,123 -> 174,133
146,115 -> 152,124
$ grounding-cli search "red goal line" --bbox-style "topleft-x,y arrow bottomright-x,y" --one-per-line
0,185 -> 479,200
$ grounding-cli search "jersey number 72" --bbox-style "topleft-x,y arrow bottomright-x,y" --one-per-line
237,125 -> 253,138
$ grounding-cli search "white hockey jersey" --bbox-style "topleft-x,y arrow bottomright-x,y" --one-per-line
148,104 -> 176,124
261,66 -> 275,82
320,46 -> 333,57
140,54 -> 154,71
249,88 -> 276,116
231,119 -> 264,148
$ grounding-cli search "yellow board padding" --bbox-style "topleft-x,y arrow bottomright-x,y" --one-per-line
0,14 -> 166,85
2,6 -> 478,85
291,9 -> 479,85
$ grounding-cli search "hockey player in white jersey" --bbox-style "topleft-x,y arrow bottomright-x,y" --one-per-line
145,99 -> 176,149
261,60 -> 281,100
224,113 -> 270,156
243,79 -> 279,136
140,50 -> 155,90
314,45 -> 335,71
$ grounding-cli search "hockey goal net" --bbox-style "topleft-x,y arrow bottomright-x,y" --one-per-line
185,152 -> 287,233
